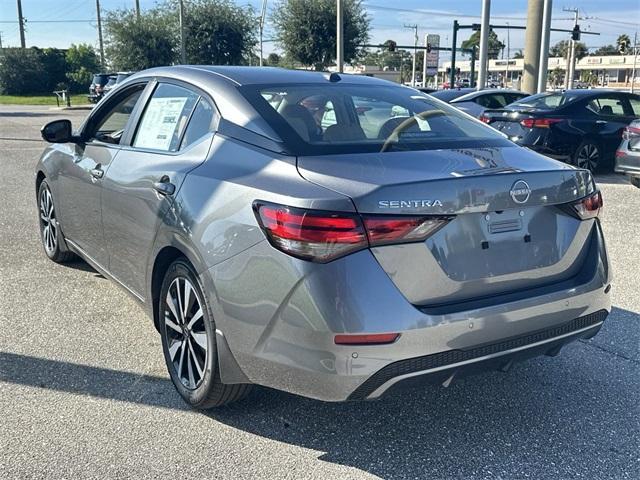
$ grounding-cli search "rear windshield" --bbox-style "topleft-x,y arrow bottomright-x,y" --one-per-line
116,73 -> 131,83
242,84 -> 509,155
92,74 -> 109,84
510,92 -> 581,110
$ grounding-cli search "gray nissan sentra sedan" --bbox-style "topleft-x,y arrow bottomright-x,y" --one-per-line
36,66 -> 611,408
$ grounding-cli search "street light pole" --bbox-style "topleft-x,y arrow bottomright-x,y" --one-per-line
135,0 -> 140,20
631,32 -> 638,94
259,0 -> 267,66
336,0 -> 344,73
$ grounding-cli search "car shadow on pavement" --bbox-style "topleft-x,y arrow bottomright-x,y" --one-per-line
595,173 -> 631,185
1,306 -> 637,478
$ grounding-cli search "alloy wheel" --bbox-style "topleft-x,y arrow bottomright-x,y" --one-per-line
164,277 -> 208,390
39,186 -> 57,255
576,144 -> 600,171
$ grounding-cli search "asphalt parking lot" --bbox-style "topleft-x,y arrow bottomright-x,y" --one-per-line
0,104 -> 638,479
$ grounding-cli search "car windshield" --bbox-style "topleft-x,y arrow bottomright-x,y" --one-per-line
510,92 -> 581,110
92,75 -> 108,85
430,88 -> 475,102
243,84 -> 509,155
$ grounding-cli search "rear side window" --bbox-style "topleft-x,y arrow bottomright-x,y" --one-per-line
586,96 -> 626,116
133,83 -> 199,152
511,92 -> 580,110
476,94 -> 508,109
245,84 -> 509,155
630,97 -> 640,116
180,98 -> 215,149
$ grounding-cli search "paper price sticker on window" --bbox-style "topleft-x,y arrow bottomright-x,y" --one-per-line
134,97 -> 189,151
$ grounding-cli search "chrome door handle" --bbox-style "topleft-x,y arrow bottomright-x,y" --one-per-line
153,176 -> 176,196
595,120 -> 607,124
90,166 -> 104,179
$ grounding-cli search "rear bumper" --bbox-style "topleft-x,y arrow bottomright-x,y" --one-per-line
207,222 -> 611,402
349,309 -> 606,400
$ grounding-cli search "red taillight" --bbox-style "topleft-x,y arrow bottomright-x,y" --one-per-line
479,114 -> 491,124
569,191 -> 603,220
254,202 -> 452,262
334,333 -> 399,345
520,118 -> 562,129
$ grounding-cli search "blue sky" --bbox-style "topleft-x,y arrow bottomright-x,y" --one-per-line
1,0 -> 638,58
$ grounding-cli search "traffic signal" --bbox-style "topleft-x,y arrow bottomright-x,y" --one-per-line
619,39 -> 629,54
386,40 -> 397,52
426,43 -> 432,53
572,25 -> 581,41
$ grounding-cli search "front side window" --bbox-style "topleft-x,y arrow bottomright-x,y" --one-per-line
89,85 -> 145,144
510,92 -> 581,110
246,84 -> 509,155
133,83 -> 200,152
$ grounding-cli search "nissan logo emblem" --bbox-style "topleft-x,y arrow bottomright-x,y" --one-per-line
510,180 -> 531,204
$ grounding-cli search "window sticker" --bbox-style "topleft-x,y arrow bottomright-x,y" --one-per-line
134,97 -> 189,151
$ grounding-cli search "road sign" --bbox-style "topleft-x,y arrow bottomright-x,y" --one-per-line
426,34 -> 440,76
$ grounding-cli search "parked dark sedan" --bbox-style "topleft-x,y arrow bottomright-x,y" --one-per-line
429,87 -> 475,102
481,90 -> 640,171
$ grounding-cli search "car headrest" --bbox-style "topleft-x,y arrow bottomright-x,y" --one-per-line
323,124 -> 366,142
279,104 -> 320,142
600,105 -> 614,115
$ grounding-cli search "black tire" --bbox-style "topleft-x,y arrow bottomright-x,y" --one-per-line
573,140 -> 606,172
630,176 -> 640,188
37,179 -> 75,263
159,258 -> 252,409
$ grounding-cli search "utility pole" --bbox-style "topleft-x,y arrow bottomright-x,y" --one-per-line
16,0 -> 26,48
450,20 -> 458,88
477,0 -> 491,90
522,0 -> 544,94
0,31 -> 3,49
336,0 -> 344,73
259,0 -> 267,66
537,0 -> 552,93
404,24 -> 418,86
179,0 -> 186,64
135,0 -> 140,20
423,34 -> 428,87
96,0 -> 104,68
564,7 -> 579,90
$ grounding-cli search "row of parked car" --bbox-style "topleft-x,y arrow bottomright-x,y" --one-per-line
88,72 -> 134,103
422,86 -> 640,186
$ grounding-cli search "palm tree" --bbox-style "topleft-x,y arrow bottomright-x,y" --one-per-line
617,34 -> 631,54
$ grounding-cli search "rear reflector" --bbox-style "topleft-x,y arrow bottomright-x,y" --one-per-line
520,118 -> 562,129
569,191 -> 603,220
254,202 -> 452,262
334,333 -> 400,345
623,125 -> 640,139
479,114 -> 491,124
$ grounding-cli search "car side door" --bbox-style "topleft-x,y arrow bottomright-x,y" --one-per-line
100,80 -> 218,299
584,93 -> 636,157
57,82 -> 149,267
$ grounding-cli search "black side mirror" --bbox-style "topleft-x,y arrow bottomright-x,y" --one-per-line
41,119 -> 75,143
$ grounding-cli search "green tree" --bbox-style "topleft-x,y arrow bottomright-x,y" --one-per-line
550,40 -> 587,60
65,43 -> 100,92
461,30 -> 505,59
271,0 -> 369,70
176,0 -> 256,65
266,53 -> 281,66
617,34 -> 631,54
548,67 -> 564,88
0,48 -> 46,94
104,8 -> 177,70
513,50 -> 524,59
40,48 -> 68,92
593,44 -> 618,56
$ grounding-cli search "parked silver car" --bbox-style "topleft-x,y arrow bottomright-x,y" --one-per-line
615,119 -> 640,187
449,89 -> 528,118
36,66 -> 611,409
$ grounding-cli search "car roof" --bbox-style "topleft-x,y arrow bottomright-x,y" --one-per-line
451,89 -> 526,103
129,65 -> 395,87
